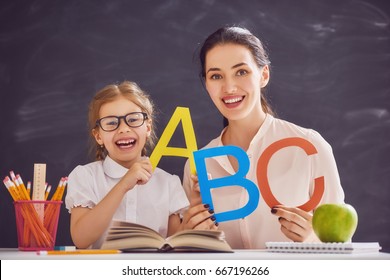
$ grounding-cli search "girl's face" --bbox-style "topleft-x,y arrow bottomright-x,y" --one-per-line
204,43 -> 269,123
93,96 -> 151,168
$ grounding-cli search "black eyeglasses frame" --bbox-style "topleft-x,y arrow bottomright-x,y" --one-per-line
95,112 -> 148,132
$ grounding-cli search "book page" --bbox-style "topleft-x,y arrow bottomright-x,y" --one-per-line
101,221 -> 166,250
167,230 -> 232,252
101,221 -> 233,252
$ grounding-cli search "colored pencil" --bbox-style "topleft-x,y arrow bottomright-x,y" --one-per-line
37,249 -> 121,255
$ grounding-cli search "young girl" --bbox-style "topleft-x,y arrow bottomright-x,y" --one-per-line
182,26 -> 345,248
65,81 -> 189,249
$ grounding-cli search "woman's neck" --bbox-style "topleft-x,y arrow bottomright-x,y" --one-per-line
222,111 -> 267,151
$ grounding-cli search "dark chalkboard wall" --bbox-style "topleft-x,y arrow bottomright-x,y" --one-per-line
1,0 -> 389,252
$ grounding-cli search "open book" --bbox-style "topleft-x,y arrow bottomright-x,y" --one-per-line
266,242 -> 382,254
101,221 -> 233,252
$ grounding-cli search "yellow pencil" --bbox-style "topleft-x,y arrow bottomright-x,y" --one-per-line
26,181 -> 31,197
45,185 -> 51,200
16,174 -> 31,200
51,177 -> 63,201
9,172 -> 30,200
57,177 -> 67,200
3,177 -> 19,201
37,249 -> 122,255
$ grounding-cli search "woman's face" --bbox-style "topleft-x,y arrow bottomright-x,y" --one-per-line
93,96 -> 151,168
204,43 -> 269,123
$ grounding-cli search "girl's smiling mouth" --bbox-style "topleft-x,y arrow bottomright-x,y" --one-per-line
116,138 -> 136,149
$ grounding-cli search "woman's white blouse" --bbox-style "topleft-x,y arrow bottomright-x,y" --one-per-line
183,114 -> 344,249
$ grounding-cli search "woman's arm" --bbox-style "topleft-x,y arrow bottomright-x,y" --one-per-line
270,131 -> 344,243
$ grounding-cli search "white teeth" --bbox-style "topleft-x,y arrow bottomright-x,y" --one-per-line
116,139 -> 135,145
224,97 -> 243,104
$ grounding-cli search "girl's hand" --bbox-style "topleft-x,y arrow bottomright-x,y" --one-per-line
122,157 -> 153,190
271,205 -> 320,242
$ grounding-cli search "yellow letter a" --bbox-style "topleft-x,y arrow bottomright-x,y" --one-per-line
150,107 -> 198,174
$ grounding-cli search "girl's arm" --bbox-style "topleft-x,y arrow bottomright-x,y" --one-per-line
70,180 -> 129,249
70,159 -> 152,248
167,214 -> 181,236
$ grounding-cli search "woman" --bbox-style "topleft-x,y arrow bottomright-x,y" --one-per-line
181,26 -> 345,249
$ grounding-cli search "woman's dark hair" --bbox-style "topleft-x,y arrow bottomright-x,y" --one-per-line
199,26 -> 274,116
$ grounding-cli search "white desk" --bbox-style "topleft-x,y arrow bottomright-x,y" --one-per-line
1,248 -> 389,260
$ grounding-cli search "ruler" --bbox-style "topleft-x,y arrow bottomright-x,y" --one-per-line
32,163 -> 46,221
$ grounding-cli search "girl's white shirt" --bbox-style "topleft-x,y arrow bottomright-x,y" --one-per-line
183,114 -> 344,249
66,156 -> 189,249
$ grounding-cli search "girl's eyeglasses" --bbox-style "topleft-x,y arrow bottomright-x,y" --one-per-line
96,112 -> 148,132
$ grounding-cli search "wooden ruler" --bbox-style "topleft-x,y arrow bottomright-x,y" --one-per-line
32,163 -> 46,221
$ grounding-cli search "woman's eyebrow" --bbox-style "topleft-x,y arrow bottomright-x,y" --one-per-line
206,62 -> 248,74
206,67 -> 220,74
232,62 -> 247,69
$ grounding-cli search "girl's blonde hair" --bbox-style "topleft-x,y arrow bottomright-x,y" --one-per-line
88,81 -> 156,160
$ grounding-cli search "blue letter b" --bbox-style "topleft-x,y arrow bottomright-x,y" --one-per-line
193,146 -> 260,222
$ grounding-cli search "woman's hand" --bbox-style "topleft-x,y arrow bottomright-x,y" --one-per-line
180,203 -> 218,230
180,173 -> 218,230
271,205 -> 320,242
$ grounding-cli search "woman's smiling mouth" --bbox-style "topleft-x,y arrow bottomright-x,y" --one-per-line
222,96 -> 245,107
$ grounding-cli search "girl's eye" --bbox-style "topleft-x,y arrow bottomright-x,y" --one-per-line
107,120 -> 118,126
237,69 -> 248,76
127,118 -> 138,123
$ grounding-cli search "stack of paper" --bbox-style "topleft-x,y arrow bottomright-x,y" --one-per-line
266,242 -> 381,254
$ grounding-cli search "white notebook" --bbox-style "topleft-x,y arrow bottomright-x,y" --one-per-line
266,242 -> 381,254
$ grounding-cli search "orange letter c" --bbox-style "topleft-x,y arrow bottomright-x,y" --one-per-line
256,137 -> 324,212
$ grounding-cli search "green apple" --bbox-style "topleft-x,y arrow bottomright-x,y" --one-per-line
312,203 -> 358,242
